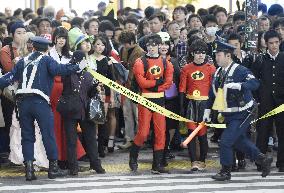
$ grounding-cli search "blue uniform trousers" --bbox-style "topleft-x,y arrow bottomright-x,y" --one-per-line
18,95 -> 58,161
220,111 -> 260,166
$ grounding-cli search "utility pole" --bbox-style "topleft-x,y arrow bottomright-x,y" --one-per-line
245,0 -> 258,55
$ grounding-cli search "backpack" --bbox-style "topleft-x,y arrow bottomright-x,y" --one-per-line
130,55 -> 167,94
0,44 -> 14,71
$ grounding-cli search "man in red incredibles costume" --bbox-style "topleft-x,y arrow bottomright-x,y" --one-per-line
129,34 -> 174,174
179,39 -> 216,171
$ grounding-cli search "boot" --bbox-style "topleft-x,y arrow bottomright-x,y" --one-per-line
151,150 -> 169,174
90,160 -> 106,174
212,165 -> 231,181
98,142 -> 106,158
238,159 -> 246,169
129,143 -> 140,172
48,160 -> 68,179
68,163 -> 79,176
161,151 -> 168,167
24,161 -> 37,181
255,153 -> 273,177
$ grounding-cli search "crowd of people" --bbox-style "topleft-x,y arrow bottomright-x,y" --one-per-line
0,1 -> 283,181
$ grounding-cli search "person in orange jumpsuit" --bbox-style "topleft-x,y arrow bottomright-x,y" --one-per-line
129,34 -> 174,174
179,39 -> 216,171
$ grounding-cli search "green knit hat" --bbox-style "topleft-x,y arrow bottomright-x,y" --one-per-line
68,27 -> 89,50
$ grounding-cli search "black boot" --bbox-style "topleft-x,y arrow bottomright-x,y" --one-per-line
255,153 -> 273,177
151,150 -> 169,174
212,165 -> 231,181
238,159 -> 246,169
24,161 -> 37,181
68,163 -> 79,176
90,160 -> 106,174
161,151 -> 168,167
129,143 -> 140,172
48,160 -> 68,179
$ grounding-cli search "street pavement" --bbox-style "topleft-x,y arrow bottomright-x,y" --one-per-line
0,138 -> 282,193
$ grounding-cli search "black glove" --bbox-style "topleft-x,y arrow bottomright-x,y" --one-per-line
147,79 -> 164,92
179,92 -> 185,117
156,78 -> 164,86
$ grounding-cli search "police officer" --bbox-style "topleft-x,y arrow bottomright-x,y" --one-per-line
203,41 -> 273,181
0,36 -> 85,181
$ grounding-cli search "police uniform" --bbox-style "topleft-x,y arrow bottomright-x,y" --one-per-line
205,41 -> 273,181
0,37 -> 80,180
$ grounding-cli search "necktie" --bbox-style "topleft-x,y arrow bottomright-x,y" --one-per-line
218,69 -> 226,87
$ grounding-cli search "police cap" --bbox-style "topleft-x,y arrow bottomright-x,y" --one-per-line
30,36 -> 52,51
30,36 -> 52,45
215,40 -> 236,53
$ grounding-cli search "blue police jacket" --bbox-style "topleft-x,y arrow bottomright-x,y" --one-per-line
207,62 -> 259,115
0,51 -> 79,103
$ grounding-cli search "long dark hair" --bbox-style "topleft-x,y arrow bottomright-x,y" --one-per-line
52,27 -> 71,58
92,34 -> 112,56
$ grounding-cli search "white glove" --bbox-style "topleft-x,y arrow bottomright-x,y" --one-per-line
225,82 -> 242,90
77,59 -> 88,73
203,109 -> 211,122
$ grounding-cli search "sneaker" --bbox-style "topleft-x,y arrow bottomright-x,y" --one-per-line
191,161 -> 199,171
117,141 -> 132,149
196,161 -> 206,171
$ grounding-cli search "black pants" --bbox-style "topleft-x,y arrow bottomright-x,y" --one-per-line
256,99 -> 284,167
187,131 -> 208,162
0,96 -> 14,153
165,97 -> 179,150
64,118 -> 100,169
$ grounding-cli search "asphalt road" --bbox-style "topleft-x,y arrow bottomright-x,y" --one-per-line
0,143 -> 282,193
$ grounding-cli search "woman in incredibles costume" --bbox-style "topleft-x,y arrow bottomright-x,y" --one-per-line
179,39 -> 216,171
157,32 -> 181,164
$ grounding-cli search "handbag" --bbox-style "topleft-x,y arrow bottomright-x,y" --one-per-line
87,94 -> 105,124
2,82 -> 19,102
165,83 -> 178,99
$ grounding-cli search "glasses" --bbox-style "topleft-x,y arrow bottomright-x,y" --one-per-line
194,51 -> 206,55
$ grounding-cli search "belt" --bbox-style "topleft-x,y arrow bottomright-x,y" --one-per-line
16,93 -> 39,99
186,94 -> 209,100
141,92 -> 164,98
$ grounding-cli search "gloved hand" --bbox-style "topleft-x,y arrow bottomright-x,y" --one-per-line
225,82 -> 242,90
179,92 -> 185,116
147,78 -> 164,92
156,78 -> 164,86
72,50 -> 86,64
203,109 -> 211,122
77,59 -> 88,73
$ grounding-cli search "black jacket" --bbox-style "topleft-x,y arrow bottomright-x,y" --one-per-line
62,71 -> 96,120
251,52 -> 284,105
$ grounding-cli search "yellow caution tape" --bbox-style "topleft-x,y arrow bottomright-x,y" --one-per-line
86,68 -> 226,128
251,104 -> 284,123
87,68 -> 284,129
